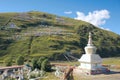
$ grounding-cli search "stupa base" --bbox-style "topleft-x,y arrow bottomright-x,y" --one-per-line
73,67 -> 110,75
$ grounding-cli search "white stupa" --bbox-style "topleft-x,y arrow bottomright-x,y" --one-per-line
78,32 -> 109,75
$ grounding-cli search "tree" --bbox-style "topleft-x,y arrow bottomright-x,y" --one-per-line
37,57 -> 46,69
32,58 -> 39,69
32,57 -> 51,71
41,59 -> 51,71
16,56 -> 24,65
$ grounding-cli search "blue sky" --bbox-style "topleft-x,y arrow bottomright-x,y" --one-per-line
0,0 -> 120,34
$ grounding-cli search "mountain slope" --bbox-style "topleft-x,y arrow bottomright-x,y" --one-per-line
0,11 -> 120,61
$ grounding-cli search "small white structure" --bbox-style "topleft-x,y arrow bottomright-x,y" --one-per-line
78,32 -> 109,75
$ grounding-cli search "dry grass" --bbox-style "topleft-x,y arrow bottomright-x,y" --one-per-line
40,72 -> 85,80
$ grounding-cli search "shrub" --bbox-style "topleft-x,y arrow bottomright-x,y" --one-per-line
37,57 -> 46,69
32,58 -> 39,69
41,59 -> 51,71
32,57 -> 51,71
16,56 -> 24,65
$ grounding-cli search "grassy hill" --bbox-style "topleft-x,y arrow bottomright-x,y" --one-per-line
0,11 -> 120,62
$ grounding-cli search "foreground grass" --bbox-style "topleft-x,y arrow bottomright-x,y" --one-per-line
103,57 -> 120,65
51,57 -> 120,66
40,72 -> 60,80
40,72 -> 81,80
0,57 -> 120,67
51,61 -> 80,66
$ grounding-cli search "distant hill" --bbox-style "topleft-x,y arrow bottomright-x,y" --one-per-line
0,11 -> 120,61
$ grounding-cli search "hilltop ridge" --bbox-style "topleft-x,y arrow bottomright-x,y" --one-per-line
0,11 -> 120,61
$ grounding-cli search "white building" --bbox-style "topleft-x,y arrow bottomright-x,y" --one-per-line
77,32 -> 110,75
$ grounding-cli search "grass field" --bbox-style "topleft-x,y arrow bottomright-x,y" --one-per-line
103,57 -> 120,65
0,57 -> 120,66
40,72 -> 81,80
51,57 -> 120,66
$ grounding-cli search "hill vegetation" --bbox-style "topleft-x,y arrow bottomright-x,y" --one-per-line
0,11 -> 120,62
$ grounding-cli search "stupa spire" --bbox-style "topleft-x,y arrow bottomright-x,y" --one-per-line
87,32 -> 93,46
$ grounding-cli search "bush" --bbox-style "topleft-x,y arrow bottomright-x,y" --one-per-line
32,57 -> 51,72
41,59 -> 51,71
37,57 -> 46,69
16,56 -> 24,65
32,58 -> 39,69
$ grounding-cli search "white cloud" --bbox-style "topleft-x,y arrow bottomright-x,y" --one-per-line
64,11 -> 72,14
74,9 -> 110,27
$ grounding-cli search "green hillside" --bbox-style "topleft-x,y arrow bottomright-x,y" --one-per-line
0,11 -> 120,61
